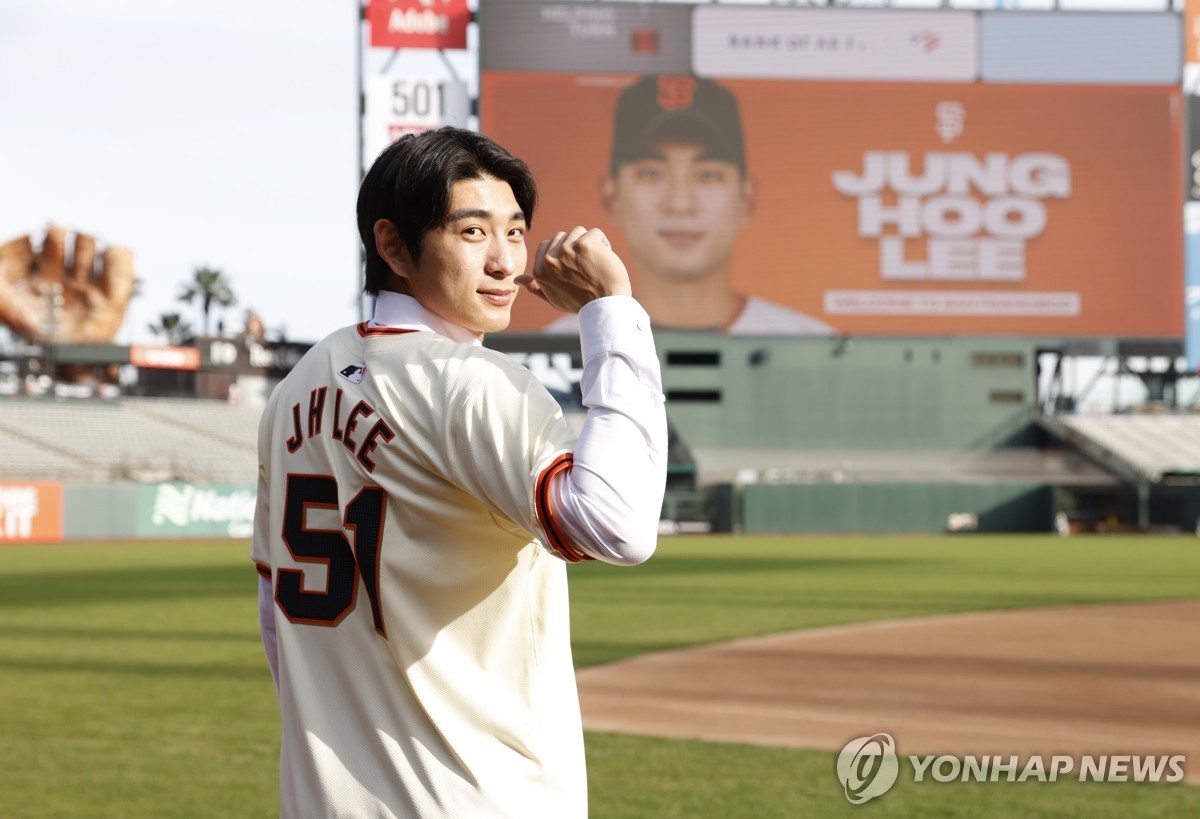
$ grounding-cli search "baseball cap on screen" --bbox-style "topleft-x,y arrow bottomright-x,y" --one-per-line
609,75 -> 746,175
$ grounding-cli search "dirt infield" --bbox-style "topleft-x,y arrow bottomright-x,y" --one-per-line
576,600 -> 1200,779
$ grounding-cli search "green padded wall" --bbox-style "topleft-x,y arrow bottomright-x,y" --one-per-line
740,483 -> 1055,533
655,335 -> 1037,451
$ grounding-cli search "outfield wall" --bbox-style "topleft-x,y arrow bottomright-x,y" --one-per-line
737,482 -> 1056,534
1,478 -> 1056,542
0,466 -> 1059,543
0,482 -> 255,544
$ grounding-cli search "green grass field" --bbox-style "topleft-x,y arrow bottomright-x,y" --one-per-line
1,534 -> 1197,817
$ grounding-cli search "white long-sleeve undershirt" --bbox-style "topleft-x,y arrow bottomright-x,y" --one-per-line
543,295 -> 666,564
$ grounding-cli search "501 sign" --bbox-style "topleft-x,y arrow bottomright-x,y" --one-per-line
383,78 -> 461,119
363,76 -> 470,169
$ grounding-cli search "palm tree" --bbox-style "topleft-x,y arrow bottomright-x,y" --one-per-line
178,265 -> 236,336
147,311 -> 193,346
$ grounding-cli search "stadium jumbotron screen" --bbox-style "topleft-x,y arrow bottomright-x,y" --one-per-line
479,3 -> 1183,339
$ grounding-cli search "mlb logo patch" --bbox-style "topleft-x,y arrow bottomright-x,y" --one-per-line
338,364 -> 367,384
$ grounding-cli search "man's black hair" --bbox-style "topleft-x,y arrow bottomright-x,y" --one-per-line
357,127 -> 538,296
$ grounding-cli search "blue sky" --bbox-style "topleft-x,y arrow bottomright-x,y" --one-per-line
0,0 -> 472,344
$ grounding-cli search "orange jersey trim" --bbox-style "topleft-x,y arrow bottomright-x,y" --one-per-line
356,323 -> 420,338
254,561 -> 271,579
534,453 -> 593,563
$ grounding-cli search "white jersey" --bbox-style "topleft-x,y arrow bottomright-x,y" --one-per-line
733,297 -> 835,336
252,321 -> 591,818
543,295 -> 834,336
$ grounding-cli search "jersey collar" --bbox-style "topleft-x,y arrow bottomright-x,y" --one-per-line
369,291 -> 483,347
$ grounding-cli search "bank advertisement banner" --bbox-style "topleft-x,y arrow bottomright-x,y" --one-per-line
0,481 -> 63,543
482,73 -> 1181,338
137,483 -> 255,539
692,8 -> 978,82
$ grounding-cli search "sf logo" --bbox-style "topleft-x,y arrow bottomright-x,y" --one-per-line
657,76 -> 696,111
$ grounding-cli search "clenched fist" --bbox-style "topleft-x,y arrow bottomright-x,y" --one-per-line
515,227 -> 632,315
0,225 -> 136,344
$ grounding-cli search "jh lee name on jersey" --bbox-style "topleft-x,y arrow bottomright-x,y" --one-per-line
282,376 -> 395,474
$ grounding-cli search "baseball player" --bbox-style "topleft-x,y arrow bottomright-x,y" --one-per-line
252,128 -> 666,817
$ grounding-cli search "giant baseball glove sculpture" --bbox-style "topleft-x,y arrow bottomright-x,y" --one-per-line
0,225 -> 136,344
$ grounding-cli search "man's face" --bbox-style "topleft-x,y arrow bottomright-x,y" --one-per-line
604,141 -> 755,283
402,176 -> 528,337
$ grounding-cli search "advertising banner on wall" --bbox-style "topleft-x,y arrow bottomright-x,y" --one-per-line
0,482 -> 63,543
482,73 -> 1182,338
130,346 -> 201,370
479,2 -> 692,74
692,8 -> 977,82
136,483 -> 256,539
367,0 -> 470,50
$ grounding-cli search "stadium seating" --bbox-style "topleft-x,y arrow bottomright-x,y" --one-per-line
688,446 -> 1118,489
0,398 -> 260,484
0,425 -> 85,482
1050,413 -> 1200,483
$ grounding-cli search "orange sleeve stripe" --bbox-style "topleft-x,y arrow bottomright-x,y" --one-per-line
254,562 -> 271,579
535,453 -> 593,563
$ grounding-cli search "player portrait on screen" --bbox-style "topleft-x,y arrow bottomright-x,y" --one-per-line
545,74 -> 835,336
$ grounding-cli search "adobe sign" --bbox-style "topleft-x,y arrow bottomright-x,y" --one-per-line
367,0 -> 470,50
